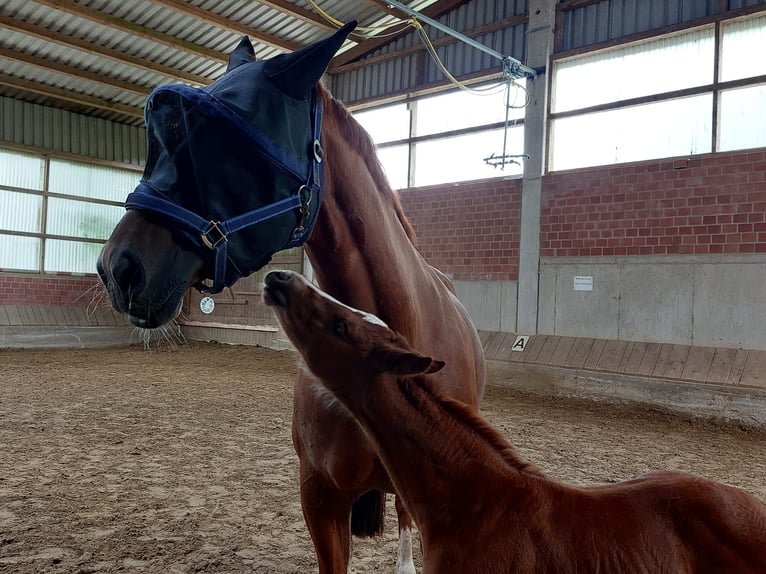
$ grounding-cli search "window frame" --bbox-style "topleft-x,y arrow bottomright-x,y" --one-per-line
352,79 -> 527,189
548,9 -> 766,172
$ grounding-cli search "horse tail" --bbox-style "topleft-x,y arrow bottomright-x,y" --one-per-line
350,489 -> 386,537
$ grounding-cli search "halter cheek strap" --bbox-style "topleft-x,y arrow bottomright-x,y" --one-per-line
124,88 -> 325,294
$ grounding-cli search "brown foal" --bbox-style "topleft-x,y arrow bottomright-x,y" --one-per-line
264,269 -> 766,574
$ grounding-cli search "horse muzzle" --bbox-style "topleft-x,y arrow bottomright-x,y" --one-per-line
97,244 -> 192,329
262,270 -> 295,308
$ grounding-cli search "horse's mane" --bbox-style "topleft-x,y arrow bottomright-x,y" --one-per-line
319,84 -> 417,245
397,376 -> 543,476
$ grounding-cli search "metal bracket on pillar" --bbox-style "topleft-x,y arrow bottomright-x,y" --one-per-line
385,0 -> 537,81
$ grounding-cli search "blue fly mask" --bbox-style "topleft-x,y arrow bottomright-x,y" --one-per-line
124,22 -> 356,293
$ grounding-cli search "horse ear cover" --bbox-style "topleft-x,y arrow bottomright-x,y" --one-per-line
227,36 -> 256,72
265,20 -> 357,99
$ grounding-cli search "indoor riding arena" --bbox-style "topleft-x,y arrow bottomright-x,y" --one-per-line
2,1 -> 766,573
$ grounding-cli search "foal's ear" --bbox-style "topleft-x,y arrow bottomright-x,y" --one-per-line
371,346 -> 445,376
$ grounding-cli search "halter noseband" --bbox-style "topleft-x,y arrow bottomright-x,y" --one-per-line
123,84 -> 325,294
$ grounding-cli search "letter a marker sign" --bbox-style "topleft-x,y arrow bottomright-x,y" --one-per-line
512,335 -> 529,352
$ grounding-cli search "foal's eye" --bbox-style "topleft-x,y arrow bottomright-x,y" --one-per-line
333,319 -> 348,338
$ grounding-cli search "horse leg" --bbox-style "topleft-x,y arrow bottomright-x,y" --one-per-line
300,465 -> 355,574
395,495 -> 417,574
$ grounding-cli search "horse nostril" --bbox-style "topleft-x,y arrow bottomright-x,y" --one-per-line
110,250 -> 146,295
272,271 -> 292,283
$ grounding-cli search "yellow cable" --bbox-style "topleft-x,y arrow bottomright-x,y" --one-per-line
307,0 -> 529,105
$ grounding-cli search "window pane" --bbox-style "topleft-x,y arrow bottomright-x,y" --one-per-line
354,103 -> 410,144
720,14 -> 766,81
46,197 -> 125,240
0,234 -> 40,271
550,95 -> 712,171
48,159 -> 138,202
0,148 -> 45,190
414,127 -> 523,187
719,84 -> 766,152
44,239 -> 102,274
376,145 -> 409,190
553,27 -> 714,113
416,82 -> 526,136
0,190 -> 42,233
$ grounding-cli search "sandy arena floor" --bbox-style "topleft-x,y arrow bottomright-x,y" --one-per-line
1,341 -> 765,573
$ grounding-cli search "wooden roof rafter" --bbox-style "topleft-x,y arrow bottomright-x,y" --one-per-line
0,71 -> 143,119
0,14 -> 210,85
33,0 -> 230,64
147,0 -> 303,53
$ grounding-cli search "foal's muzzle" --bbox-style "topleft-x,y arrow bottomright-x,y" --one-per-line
263,270 -> 293,308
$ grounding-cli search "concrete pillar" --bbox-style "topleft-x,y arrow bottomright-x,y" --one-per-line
517,0 -> 556,334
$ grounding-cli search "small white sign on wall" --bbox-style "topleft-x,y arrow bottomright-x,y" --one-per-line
574,276 -> 593,291
511,335 -> 529,352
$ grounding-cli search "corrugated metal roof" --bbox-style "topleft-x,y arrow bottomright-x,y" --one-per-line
0,0 -> 452,127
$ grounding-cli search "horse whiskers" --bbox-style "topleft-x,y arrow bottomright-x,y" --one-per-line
133,319 -> 186,351
81,283 -> 113,318
74,281 -> 108,304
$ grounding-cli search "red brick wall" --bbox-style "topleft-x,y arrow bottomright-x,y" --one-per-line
399,177 -> 522,281
398,149 -> 764,282
0,272 -> 102,306
541,150 -> 766,257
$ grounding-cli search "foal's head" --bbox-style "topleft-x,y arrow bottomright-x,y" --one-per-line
263,270 -> 444,390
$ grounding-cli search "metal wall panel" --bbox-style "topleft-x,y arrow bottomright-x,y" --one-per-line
558,0 -> 734,52
0,96 -> 146,165
331,0 -> 528,106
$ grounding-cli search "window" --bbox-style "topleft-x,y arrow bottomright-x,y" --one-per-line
552,28 -> 714,114
416,87 -> 524,136
353,81 -> 526,189
717,14 -> 766,152
0,147 -> 139,274
414,127 -> 523,186
718,83 -> 766,152
550,11 -> 766,171
551,95 -> 713,170
354,103 -> 410,144
719,14 -> 766,82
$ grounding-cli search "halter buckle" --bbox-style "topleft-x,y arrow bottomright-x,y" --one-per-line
293,185 -> 314,237
201,221 -> 228,249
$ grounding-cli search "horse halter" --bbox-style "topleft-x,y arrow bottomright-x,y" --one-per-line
123,82 -> 325,294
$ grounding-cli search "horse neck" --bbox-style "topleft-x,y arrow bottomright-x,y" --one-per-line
306,90 -> 421,322
354,373 -> 538,524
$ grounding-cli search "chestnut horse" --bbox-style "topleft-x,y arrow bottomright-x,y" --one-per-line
264,269 -> 766,574
96,23 -> 485,574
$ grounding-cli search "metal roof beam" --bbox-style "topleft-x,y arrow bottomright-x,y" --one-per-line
385,0 -> 536,78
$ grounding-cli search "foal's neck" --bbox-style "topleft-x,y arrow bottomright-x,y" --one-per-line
355,374 -> 537,525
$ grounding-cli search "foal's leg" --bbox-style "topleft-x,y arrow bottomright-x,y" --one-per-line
395,495 -> 417,574
300,464 -> 355,574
